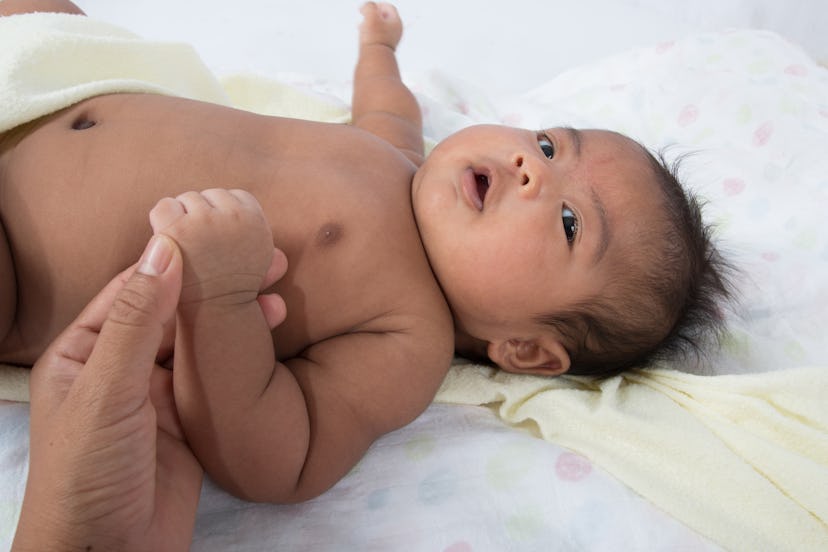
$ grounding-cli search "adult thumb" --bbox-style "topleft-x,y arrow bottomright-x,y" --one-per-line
84,235 -> 183,397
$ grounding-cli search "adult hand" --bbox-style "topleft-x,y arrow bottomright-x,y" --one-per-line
13,235 -> 202,552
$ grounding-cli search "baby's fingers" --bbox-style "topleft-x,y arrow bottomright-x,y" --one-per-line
361,2 -> 394,19
359,2 -> 402,48
261,247 -> 288,291
257,293 -> 287,329
257,247 -> 288,329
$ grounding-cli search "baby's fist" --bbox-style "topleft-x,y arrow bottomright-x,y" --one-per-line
359,2 -> 403,50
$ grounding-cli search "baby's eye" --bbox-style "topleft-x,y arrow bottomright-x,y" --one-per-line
537,133 -> 555,159
562,206 -> 578,243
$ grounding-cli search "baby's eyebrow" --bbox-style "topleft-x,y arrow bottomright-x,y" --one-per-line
561,126 -> 609,263
590,186 -> 611,266
563,127 -> 582,158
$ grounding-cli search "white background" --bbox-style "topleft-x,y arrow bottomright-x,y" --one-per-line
77,0 -> 827,95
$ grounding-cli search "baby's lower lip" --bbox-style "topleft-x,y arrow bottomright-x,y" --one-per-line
461,168 -> 483,211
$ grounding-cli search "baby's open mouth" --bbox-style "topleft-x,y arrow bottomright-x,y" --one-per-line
475,173 -> 490,206
462,168 -> 490,211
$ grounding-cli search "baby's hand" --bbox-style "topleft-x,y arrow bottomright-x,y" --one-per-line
359,2 -> 403,50
148,189 -> 281,311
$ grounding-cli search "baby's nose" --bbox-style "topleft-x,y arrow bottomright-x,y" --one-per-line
512,153 -> 542,199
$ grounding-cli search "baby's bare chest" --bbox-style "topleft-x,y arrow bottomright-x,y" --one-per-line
261,174 -> 435,360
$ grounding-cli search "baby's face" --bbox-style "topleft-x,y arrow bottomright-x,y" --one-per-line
411,125 -> 662,374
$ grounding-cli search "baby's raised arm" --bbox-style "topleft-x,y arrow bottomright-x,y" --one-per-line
352,2 -> 424,165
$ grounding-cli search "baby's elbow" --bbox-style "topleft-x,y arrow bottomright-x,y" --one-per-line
212,463 -> 330,504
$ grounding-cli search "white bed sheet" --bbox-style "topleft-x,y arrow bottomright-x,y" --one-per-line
0,402 -> 719,551
2,1 -> 827,550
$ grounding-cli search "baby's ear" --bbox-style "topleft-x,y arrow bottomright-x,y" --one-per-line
488,338 -> 571,377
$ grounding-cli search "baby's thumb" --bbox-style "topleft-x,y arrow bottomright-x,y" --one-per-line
86,235 -> 183,396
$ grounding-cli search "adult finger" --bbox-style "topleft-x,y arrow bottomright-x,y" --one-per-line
80,235 -> 183,401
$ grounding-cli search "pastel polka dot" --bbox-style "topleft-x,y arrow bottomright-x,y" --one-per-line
505,510 -> 544,541
500,112 -> 523,126
737,104 -> 752,124
748,59 -> 771,74
404,434 -> 436,461
794,229 -> 818,250
722,177 -> 746,196
486,441 -> 536,490
655,41 -> 675,54
366,488 -> 390,510
418,469 -> 456,505
748,197 -> 770,219
763,162 -> 783,182
722,331 -> 751,358
555,452 -> 592,482
761,251 -> 780,262
677,104 -> 699,126
784,64 -> 807,76
784,340 -> 806,362
443,542 -> 474,552
753,121 -> 774,146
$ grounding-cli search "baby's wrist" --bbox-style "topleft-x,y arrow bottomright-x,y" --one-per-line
360,38 -> 397,52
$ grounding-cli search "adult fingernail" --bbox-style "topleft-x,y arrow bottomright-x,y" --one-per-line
138,235 -> 173,276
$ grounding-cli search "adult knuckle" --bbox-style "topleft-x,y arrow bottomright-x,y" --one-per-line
107,278 -> 159,328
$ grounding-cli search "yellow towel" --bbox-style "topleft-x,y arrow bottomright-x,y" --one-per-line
435,363 -> 828,551
0,12 -> 350,134
0,12 -> 230,133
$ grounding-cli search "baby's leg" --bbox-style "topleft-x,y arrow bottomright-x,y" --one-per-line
0,219 -> 16,343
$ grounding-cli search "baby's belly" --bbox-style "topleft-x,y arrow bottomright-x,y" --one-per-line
0,96 -> 309,362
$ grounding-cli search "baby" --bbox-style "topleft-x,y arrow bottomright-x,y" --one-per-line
0,1 -> 731,501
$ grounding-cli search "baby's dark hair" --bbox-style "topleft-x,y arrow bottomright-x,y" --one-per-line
538,148 -> 735,378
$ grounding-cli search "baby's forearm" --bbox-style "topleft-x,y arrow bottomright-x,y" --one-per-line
173,303 -> 311,500
352,42 -> 420,131
352,3 -> 423,158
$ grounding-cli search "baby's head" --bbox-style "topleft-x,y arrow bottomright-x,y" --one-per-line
411,124 -> 732,378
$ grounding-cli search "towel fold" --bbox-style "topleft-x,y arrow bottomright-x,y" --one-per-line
435,363 -> 828,551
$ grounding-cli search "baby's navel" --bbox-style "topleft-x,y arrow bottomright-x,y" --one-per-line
315,222 -> 344,247
70,113 -> 96,130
